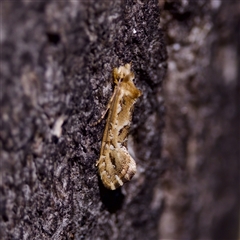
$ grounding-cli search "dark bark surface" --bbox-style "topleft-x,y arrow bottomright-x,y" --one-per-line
0,1 -> 239,240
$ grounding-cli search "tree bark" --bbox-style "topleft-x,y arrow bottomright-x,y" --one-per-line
0,1 -> 239,240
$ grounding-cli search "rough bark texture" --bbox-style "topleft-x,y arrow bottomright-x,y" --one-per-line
0,1 -> 239,240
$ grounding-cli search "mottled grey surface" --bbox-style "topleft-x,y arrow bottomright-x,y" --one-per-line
1,1 -> 166,239
1,0 -> 239,240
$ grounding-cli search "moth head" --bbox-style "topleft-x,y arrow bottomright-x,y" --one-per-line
113,63 -> 133,82
122,74 -> 142,99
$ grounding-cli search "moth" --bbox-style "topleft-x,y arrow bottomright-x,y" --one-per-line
96,63 -> 142,190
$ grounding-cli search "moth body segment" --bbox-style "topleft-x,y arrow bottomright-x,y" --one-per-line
96,63 -> 141,190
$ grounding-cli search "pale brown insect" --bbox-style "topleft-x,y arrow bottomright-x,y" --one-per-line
95,63 -> 142,190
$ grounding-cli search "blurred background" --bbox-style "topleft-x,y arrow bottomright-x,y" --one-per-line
0,1 -> 239,239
